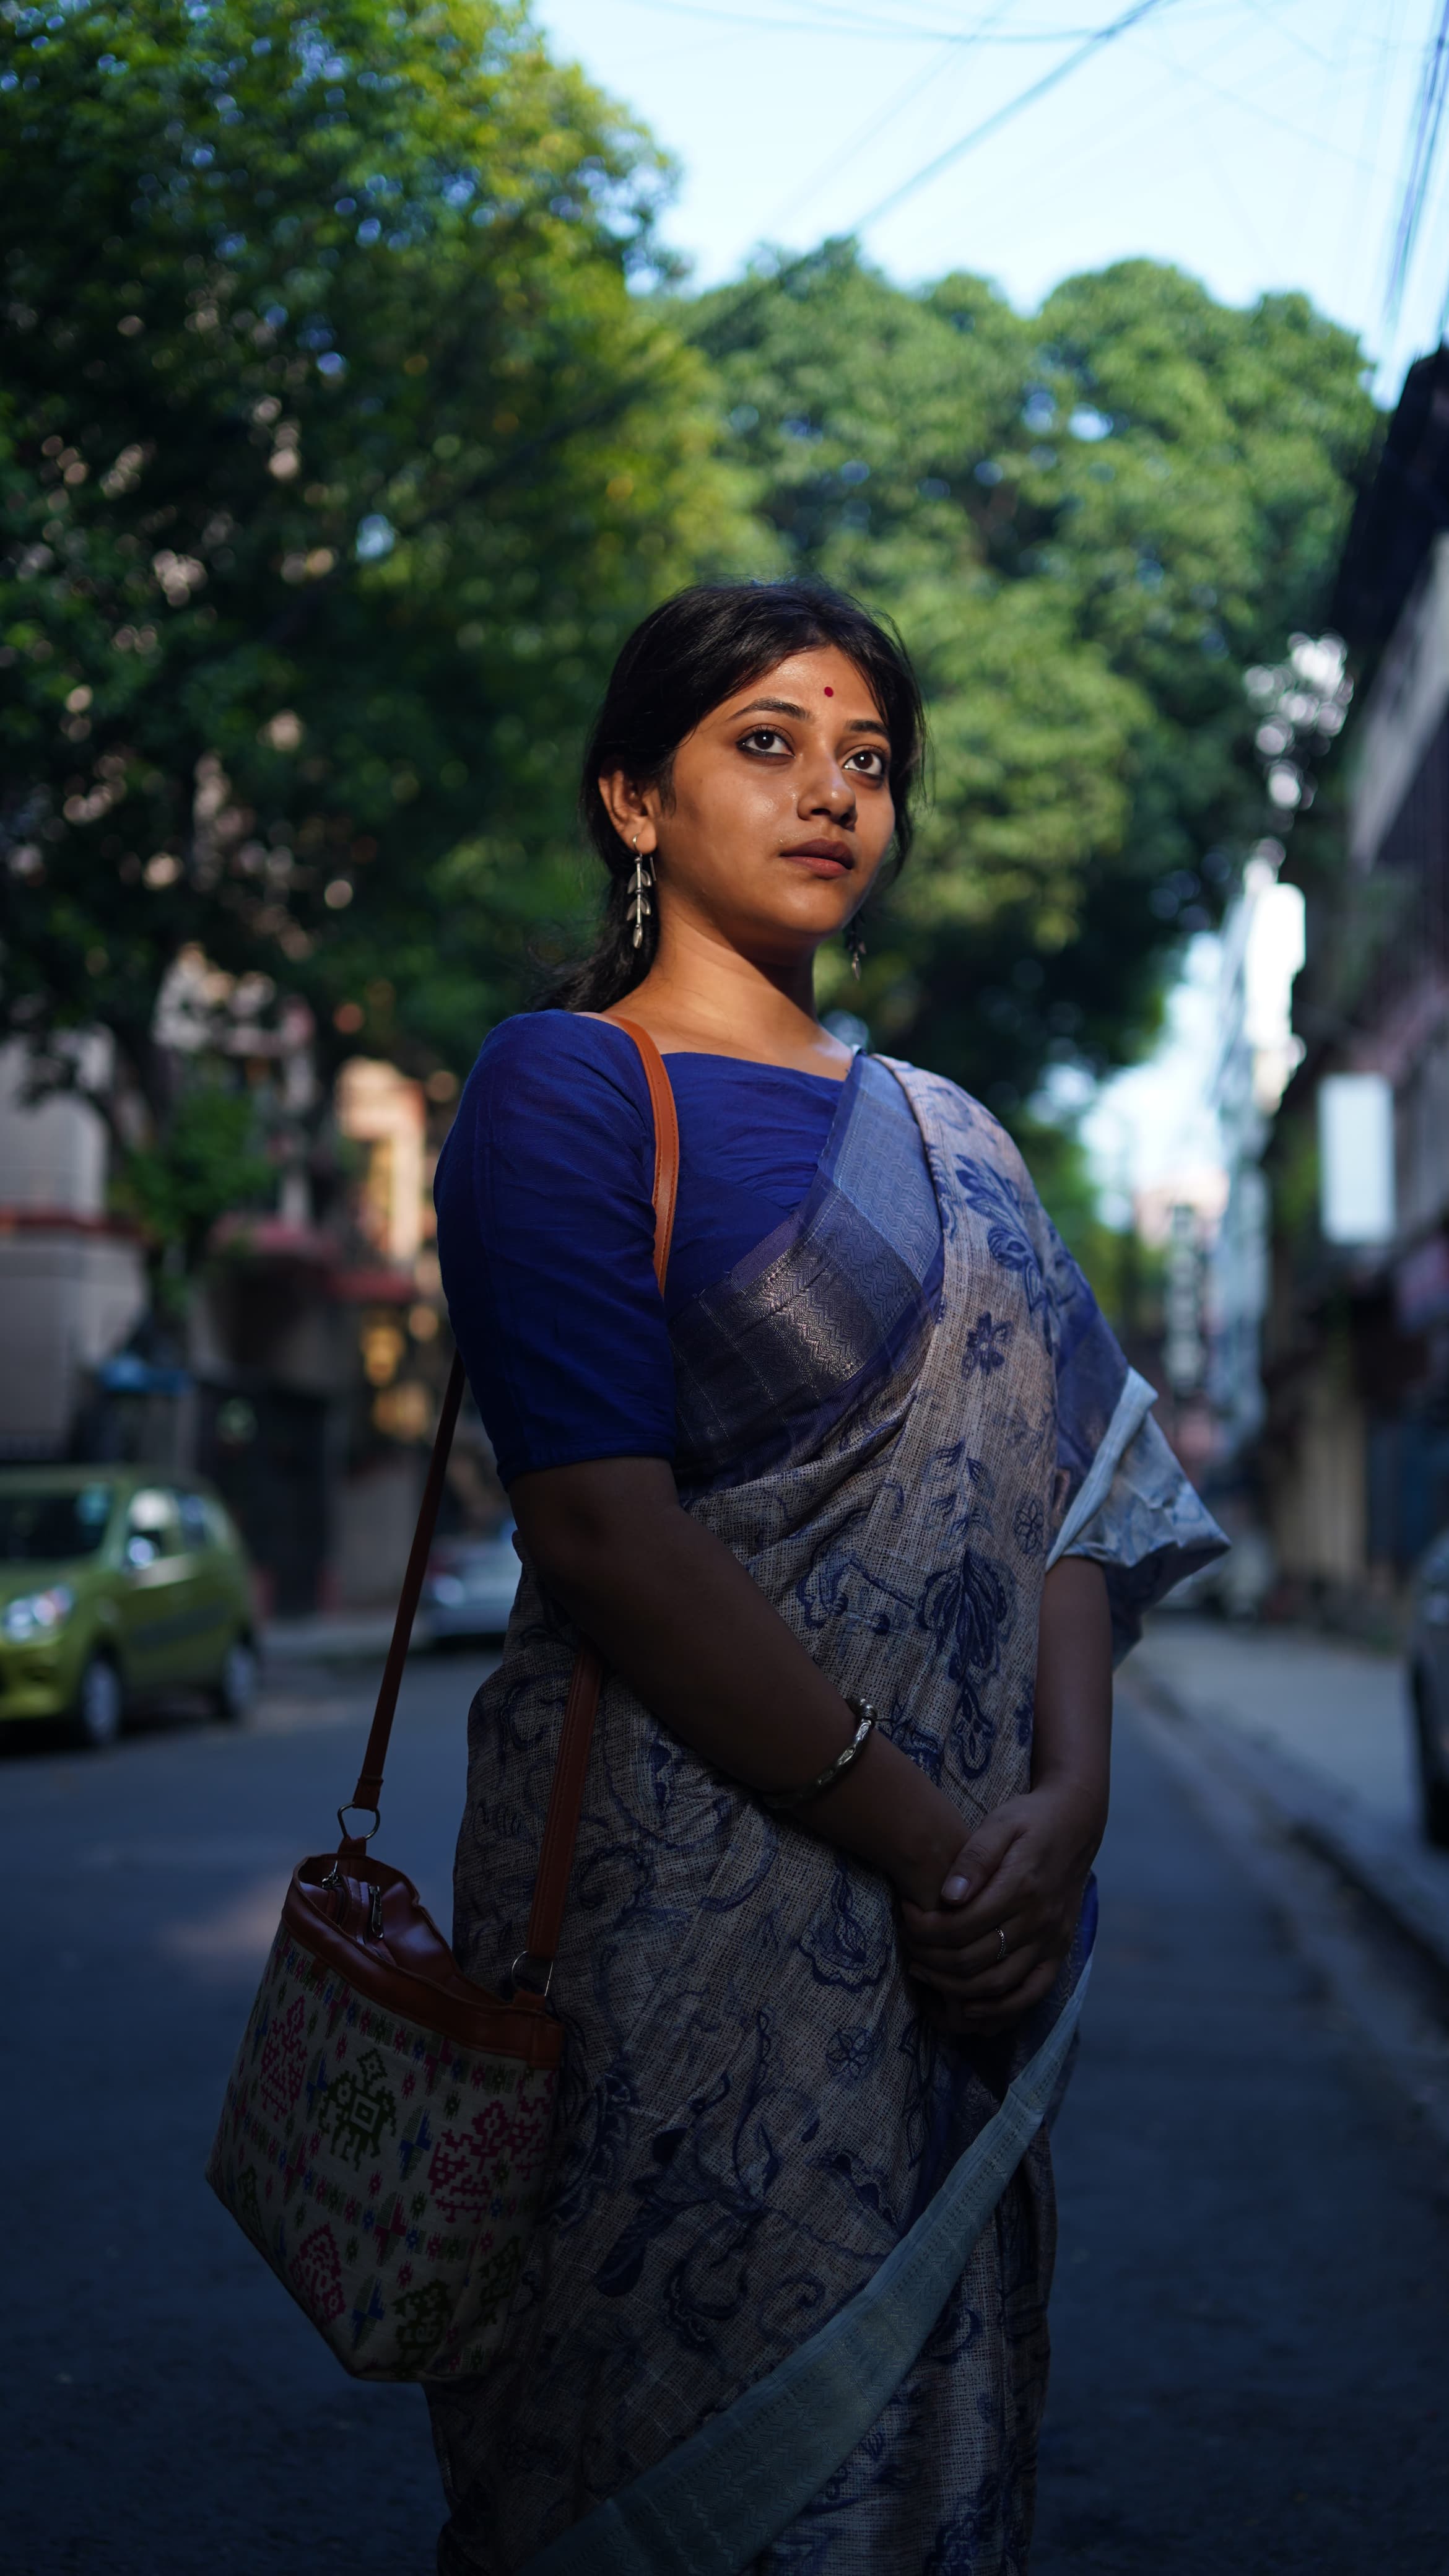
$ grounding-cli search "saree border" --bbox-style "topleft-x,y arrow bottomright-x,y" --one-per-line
520,1956 -> 1093,2576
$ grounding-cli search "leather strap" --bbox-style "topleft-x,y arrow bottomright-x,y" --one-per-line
344,1014 -> 681,1985
347,1346 -> 467,1821
611,1014 -> 679,1293
522,1013 -> 678,1966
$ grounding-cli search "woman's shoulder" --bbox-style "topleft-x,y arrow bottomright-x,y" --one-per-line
876,1053 -> 1019,1159
877,1054 -> 1046,1211
464,1009 -> 651,1118
472,1007 -> 642,1077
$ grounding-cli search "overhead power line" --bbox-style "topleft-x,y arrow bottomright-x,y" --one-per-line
844,0 -> 1181,238
416,0 -> 1184,526
1385,0 -> 1449,334
609,1 -> 1136,40
766,2 -> 1016,233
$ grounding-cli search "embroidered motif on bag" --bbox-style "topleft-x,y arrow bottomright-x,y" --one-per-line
206,1923 -> 557,2382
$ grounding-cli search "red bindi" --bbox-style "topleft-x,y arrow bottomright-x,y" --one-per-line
823,686 -> 834,697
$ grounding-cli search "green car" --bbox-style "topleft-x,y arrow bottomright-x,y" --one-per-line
0,1466 -> 259,1749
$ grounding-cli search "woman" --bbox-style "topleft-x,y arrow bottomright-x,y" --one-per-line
430,579 -> 1224,2574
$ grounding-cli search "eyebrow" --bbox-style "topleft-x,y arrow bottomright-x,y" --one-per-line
734,695 -> 890,739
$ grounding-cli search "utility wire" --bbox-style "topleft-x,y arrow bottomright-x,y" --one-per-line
401,0 -> 1186,526
1134,32 -> 1388,180
766,41 -> 970,231
1385,0 -> 1449,333
843,0 -> 1181,238
593,0 -> 1146,43
765,3 -> 1017,233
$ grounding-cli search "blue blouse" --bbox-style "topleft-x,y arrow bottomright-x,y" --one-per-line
433,1012 -> 845,1487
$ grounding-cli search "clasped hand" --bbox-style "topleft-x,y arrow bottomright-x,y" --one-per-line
898,1776 -> 1103,2037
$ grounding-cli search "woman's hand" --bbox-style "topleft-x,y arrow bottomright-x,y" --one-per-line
897,1772 -> 1105,2035
900,1557 -> 1112,2037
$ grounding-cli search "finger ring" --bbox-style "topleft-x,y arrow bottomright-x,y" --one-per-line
996,1926 -> 1007,1964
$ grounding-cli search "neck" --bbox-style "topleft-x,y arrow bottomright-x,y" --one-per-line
610,912 -> 850,1075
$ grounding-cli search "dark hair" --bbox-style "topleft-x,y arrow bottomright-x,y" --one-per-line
549,578 -> 926,1013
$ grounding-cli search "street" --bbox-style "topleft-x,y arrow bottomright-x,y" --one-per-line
5,1627 -> 1449,2575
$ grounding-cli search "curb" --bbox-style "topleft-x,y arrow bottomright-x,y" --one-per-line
1125,1660 -> 1449,1989
262,1612 -> 430,1662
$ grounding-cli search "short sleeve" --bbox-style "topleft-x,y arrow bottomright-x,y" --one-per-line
1027,1177 -> 1228,1663
1055,1406 -> 1229,1661
433,1013 -> 676,1487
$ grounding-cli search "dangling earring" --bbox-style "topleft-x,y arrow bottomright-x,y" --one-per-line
629,832 -> 654,951
845,919 -> 866,980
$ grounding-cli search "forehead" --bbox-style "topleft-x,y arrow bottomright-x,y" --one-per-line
718,644 -> 886,723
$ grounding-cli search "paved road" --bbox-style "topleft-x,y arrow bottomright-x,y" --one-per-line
4,1648 -> 474,2576
1131,1612 -> 1421,1825
1036,1687 -> 1449,2575
5,1646 -> 1448,2574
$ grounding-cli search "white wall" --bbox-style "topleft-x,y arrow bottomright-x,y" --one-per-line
0,1231 -> 146,1454
0,1039 -> 146,1454
0,1037 -> 110,1216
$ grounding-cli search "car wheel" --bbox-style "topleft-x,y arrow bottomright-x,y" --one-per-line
213,1635 -> 259,1724
73,1655 -> 124,1751
1412,1675 -> 1449,1848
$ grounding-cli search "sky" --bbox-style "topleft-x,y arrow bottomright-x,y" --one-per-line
532,0 -> 1449,1196
536,0 -> 1449,393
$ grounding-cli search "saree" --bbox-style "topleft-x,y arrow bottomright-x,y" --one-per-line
429,1054 -> 1224,2575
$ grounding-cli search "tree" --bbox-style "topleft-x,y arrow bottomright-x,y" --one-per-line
2,6 -> 1378,1275
696,245 -> 1375,1112
0,0 -> 752,1169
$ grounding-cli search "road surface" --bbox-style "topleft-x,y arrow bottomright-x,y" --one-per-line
4,1636 -> 1447,2573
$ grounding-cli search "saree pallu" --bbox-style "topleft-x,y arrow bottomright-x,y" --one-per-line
429,1056 -> 1224,2575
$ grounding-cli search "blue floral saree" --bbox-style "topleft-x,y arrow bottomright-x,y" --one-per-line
429,1055 -> 1224,2575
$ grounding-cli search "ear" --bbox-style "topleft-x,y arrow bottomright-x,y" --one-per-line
598,769 -> 658,854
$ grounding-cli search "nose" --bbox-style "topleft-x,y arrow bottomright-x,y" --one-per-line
799,752 -> 856,829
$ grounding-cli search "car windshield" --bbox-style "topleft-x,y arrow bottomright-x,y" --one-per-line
0,1485 -> 115,1562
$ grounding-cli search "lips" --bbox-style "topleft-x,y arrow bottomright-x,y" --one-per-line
783,855 -> 851,886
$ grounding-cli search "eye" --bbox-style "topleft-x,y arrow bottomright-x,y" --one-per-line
739,725 -> 791,757
846,746 -> 889,780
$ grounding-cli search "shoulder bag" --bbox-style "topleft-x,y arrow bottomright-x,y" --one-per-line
206,1016 -> 679,2382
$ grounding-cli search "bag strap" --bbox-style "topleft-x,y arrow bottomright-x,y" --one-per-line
342,1016 -> 681,1981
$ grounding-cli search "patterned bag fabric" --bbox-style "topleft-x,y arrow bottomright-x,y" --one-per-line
206,1016 -> 679,2382
205,1847 -> 561,2380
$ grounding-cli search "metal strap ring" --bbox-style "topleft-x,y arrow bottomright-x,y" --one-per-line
336,1803 -> 381,1843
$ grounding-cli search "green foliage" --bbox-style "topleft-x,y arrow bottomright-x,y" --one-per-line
0,0 -> 752,1126
698,245 -> 1375,1111
0,8 -> 1377,1280
112,1074 -> 273,1281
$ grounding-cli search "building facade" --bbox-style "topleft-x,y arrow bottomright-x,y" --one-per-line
0,1038 -> 146,1458
1262,349 -> 1449,1605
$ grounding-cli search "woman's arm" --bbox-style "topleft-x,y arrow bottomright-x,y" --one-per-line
897,1554 -> 1112,2034
511,1455 -> 973,1907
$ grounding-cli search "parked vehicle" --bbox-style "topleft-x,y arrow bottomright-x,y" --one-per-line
420,1524 -> 521,1642
1406,1532 -> 1449,1845
0,1467 -> 258,1749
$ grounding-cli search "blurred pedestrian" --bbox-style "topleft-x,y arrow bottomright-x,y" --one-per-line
430,578 -> 1224,2572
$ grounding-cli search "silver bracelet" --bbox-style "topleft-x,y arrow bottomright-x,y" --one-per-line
759,1699 -> 877,1811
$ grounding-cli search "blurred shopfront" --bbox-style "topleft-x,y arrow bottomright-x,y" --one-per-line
0,1038 -> 499,1616
1262,346 -> 1449,1612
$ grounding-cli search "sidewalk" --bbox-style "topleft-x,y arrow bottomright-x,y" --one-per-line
263,1608 -> 414,1661
1130,1612 -> 1449,1980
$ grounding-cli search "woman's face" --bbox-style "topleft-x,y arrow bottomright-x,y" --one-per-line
600,645 -> 897,966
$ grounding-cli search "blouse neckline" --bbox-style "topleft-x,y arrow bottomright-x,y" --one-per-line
659,1050 -> 853,1089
